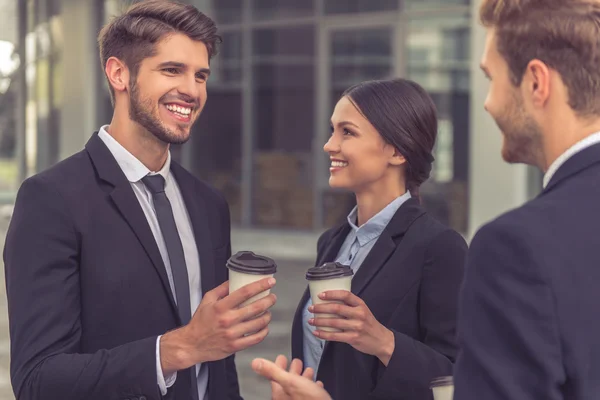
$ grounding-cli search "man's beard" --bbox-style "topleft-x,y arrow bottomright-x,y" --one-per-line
129,80 -> 192,145
495,90 -> 544,167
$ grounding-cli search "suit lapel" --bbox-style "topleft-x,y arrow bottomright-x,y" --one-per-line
351,198 -> 425,297
171,163 -> 216,295
318,224 -> 351,266
85,133 -> 179,319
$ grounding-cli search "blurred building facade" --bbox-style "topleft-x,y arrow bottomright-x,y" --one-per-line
0,0 -> 541,237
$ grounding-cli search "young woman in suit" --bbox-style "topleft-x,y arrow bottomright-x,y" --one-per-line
290,78 -> 468,400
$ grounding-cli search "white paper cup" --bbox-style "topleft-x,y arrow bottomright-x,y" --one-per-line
229,269 -> 274,308
430,376 -> 454,400
306,262 -> 354,333
308,275 -> 352,332
227,251 -> 277,308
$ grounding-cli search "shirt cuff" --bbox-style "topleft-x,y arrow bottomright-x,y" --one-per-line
156,335 -> 177,395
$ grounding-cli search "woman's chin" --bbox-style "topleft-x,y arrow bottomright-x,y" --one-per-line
328,176 -> 352,190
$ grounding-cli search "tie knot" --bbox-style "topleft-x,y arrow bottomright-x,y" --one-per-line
142,174 -> 166,194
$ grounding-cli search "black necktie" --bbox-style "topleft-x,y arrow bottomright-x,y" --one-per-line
142,174 -> 200,400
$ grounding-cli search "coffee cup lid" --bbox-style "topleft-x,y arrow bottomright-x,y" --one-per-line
226,251 -> 277,275
430,376 -> 453,388
306,262 -> 353,281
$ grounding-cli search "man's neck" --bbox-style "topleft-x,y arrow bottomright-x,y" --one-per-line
106,117 -> 169,172
543,117 -> 600,171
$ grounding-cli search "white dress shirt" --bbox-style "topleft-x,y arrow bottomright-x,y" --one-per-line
543,130 -> 600,188
98,126 -> 208,399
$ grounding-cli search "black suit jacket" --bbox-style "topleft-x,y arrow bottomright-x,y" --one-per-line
4,133 -> 242,400
291,198 -> 467,399
454,142 -> 600,399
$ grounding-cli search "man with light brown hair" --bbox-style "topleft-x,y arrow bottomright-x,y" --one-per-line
454,0 -> 600,398
4,1 -> 277,399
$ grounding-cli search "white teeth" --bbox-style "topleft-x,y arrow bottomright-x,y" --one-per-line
166,104 -> 191,115
331,161 -> 348,168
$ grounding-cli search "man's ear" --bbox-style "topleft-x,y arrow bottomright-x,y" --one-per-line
105,57 -> 130,94
524,59 -> 551,109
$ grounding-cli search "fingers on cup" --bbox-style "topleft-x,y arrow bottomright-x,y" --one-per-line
234,326 -> 269,351
228,277 -> 276,308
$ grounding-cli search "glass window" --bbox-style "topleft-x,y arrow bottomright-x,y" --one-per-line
404,0 -> 470,11
192,89 -> 243,224
252,26 -> 315,229
253,0 -> 315,20
322,27 -> 395,226
213,31 -> 242,84
407,12 -> 470,233
211,0 -> 242,24
191,28 -> 244,223
254,28 -> 314,57
331,28 -> 393,103
324,0 -> 399,15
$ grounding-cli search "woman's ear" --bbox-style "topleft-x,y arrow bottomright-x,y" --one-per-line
389,147 -> 407,166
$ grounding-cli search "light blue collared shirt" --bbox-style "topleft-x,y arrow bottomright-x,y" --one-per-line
98,126 -> 208,399
302,192 -> 412,374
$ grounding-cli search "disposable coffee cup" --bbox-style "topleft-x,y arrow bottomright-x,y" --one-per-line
227,251 -> 277,308
430,376 -> 454,400
306,262 -> 353,332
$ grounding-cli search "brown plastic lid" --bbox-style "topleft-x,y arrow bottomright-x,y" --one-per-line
306,262 -> 353,281
226,251 -> 277,275
430,376 -> 453,388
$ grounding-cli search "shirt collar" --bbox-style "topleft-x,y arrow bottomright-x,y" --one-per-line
98,125 -> 171,183
346,191 -> 412,246
543,130 -> 600,188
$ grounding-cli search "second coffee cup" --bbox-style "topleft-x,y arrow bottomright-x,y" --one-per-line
227,251 -> 277,307
430,376 -> 454,400
306,262 -> 353,332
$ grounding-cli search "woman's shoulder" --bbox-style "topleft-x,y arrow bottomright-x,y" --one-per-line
407,210 -> 468,250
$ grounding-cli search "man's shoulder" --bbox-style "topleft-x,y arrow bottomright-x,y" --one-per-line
471,198 -> 550,252
22,149 -> 92,188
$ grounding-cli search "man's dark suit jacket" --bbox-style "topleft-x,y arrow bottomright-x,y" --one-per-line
291,198 -> 468,399
4,133 -> 242,400
454,142 -> 600,399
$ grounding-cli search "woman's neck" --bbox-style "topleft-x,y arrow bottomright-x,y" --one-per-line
355,183 -> 406,226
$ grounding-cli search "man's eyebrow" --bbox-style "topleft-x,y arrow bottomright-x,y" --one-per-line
156,61 -> 211,76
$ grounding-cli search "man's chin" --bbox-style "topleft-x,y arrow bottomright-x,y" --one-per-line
150,127 -> 191,145
501,143 -> 519,164
165,133 -> 191,145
